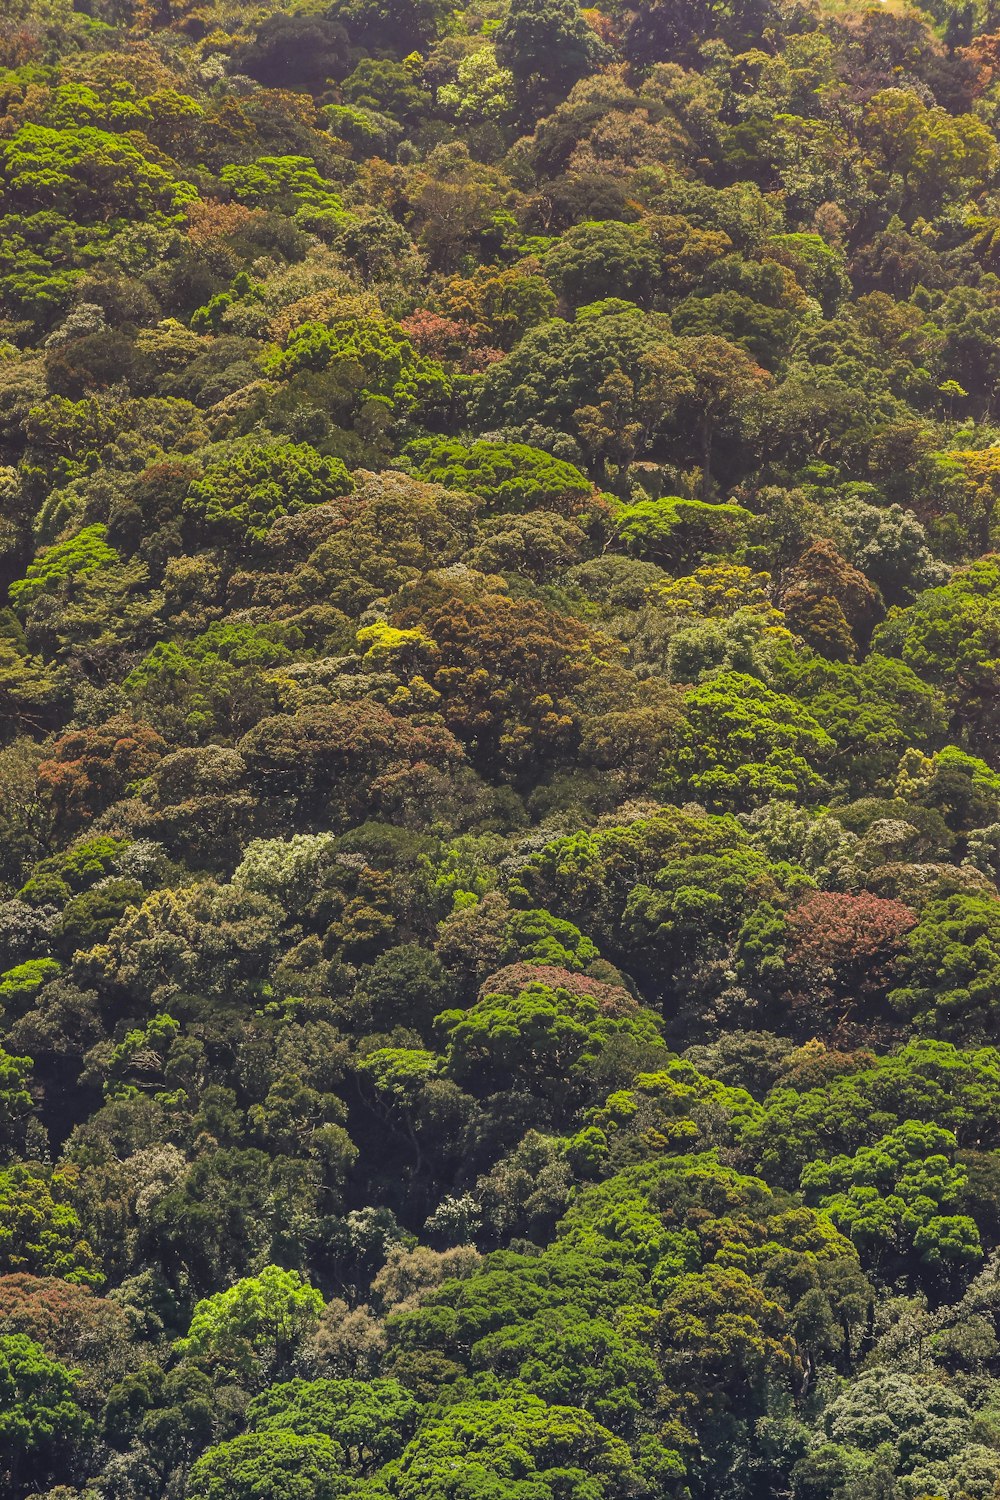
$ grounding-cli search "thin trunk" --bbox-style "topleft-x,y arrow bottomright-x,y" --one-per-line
701,416 -> 714,498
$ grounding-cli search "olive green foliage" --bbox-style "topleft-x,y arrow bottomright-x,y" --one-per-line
185,442 -> 353,544
5,3 -> 1000,1500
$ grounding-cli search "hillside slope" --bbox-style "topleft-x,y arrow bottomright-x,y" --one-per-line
5,0 -> 1000,1497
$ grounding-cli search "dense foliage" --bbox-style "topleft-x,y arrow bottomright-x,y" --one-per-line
9,0 -> 1000,1496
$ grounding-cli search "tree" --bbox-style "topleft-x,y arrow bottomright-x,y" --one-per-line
834,495 -> 945,606
239,701 -> 464,825
778,891 -> 916,1036
859,89 -> 996,219
18,834 -> 135,907
801,1121 -> 982,1288
744,1040 -> 1000,1185
431,261 -> 556,348
0,124 -> 197,222
0,1333 -> 91,1495
671,289 -> 797,370
0,1273 -> 129,1376
144,1150 -> 330,1296
624,0 -> 776,66
184,441 -> 353,548
330,0 -> 456,54
124,620 -> 301,743
438,980 -> 662,1111
674,334 -> 770,496
613,495 -> 753,567
0,958 -> 61,1019
655,1264 -> 799,1415
546,221 -> 661,308
379,1394 -> 643,1500
771,650 -> 947,796
0,640 -> 62,738
234,14 -> 351,91
218,157 -> 346,229
873,556 -> 1000,748
262,314 -> 452,427
405,438 -> 594,517
470,1304 -> 659,1430
662,670 -> 834,810
8,525 -> 118,615
890,894 -> 1000,1040
438,47 -> 515,126
0,1048 -> 32,1156
246,1377 -> 420,1471
778,538 -> 880,661
186,1431 -> 372,1500
343,60 -> 433,127
174,1265 -> 324,1378
804,1369 -> 1000,1500
390,579 -> 595,778
495,0 -> 605,119
549,1152 -> 868,1436
622,843 -> 805,990
0,1164 -> 101,1285
352,946 -> 455,1038
508,805 -> 750,953
476,303 -> 685,463
35,715 -> 166,830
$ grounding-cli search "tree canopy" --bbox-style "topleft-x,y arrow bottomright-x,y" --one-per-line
5,0 -> 1000,1497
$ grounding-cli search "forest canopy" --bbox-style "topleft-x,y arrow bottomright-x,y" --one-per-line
7,0 -> 1000,1497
